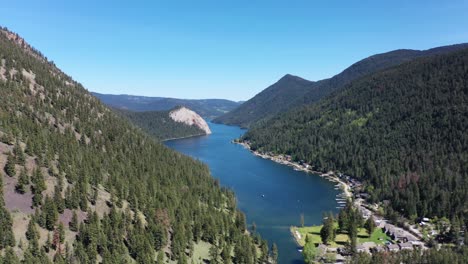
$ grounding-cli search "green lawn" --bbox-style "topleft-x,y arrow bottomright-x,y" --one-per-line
358,227 -> 391,244
293,224 -> 391,248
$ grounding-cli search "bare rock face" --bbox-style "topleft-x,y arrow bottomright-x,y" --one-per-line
169,107 -> 212,134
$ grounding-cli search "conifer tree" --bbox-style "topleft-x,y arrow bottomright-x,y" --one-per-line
4,152 -> 16,177
26,219 -> 39,241
54,185 -> 65,214
320,212 -> 336,245
14,140 -> 26,166
58,222 -> 65,243
365,216 -> 376,237
69,210 -> 78,232
3,247 -> 20,264
43,195 -> 58,231
0,176 -> 15,249
15,168 -> 29,194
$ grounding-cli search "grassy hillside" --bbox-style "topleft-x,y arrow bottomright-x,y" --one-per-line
116,108 -> 206,141
0,27 -> 267,263
244,48 -> 468,223
92,92 -> 241,120
215,44 -> 468,128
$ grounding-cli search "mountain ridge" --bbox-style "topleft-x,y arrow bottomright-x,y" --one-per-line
244,47 -> 468,223
92,92 -> 241,120
213,73 -> 315,127
0,26 -> 265,263
214,43 -> 468,128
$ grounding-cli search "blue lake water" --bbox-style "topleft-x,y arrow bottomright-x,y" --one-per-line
165,122 -> 340,264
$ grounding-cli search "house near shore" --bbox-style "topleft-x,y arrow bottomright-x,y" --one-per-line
383,223 -> 412,242
399,242 -> 414,250
383,224 -> 395,235
356,245 -> 368,253
372,246 -> 386,253
358,242 -> 376,253
387,244 -> 400,252
357,192 -> 370,199
335,254 -> 346,263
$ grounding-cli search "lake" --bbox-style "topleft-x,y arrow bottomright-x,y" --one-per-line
165,122 -> 340,263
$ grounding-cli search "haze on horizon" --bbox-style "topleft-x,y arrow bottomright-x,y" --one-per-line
2,0 -> 467,101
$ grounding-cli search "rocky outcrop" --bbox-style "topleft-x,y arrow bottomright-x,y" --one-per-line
169,107 -> 212,134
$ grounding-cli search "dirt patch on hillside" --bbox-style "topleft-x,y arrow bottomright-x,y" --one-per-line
3,175 -> 34,214
0,59 -> 6,81
59,209 -> 87,228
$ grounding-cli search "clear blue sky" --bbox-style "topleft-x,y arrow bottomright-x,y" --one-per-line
2,1 -> 467,101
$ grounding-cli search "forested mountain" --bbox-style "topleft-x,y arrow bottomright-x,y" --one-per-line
244,48 -> 468,224
92,92 -> 241,120
213,74 -> 315,127
0,27 -> 269,263
214,43 -> 468,128
116,107 -> 208,141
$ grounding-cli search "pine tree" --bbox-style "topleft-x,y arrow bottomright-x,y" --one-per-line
338,208 -> 349,232
43,195 -> 58,231
15,168 -> 29,194
4,152 -> 16,177
364,216 -> 376,237
14,140 -> 26,166
320,212 -> 336,245
32,193 -> 43,207
58,222 -> 65,243
209,244 -> 219,264
3,246 -> 20,264
31,168 -> 46,193
221,244 -> 232,264
26,219 -> 39,241
156,251 -> 165,264
271,243 -> 278,263
260,240 -> 268,263
302,240 -> 317,264
0,176 -> 15,249
45,233 -> 52,253
69,210 -> 78,232
54,185 -> 65,214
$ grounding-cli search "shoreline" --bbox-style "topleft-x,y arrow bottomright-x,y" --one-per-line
162,133 -> 209,142
290,226 -> 303,247
234,140 -> 428,255
234,140 -> 352,200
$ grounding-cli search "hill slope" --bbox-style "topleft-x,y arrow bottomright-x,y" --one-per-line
215,43 -> 468,128
0,27 -> 265,263
213,74 -> 314,128
117,107 -> 210,141
244,48 -> 468,222
92,92 -> 241,120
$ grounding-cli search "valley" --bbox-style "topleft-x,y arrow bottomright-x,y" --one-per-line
1,2 -> 468,263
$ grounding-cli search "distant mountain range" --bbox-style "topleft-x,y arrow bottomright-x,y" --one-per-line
214,43 -> 468,127
92,92 -> 241,120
